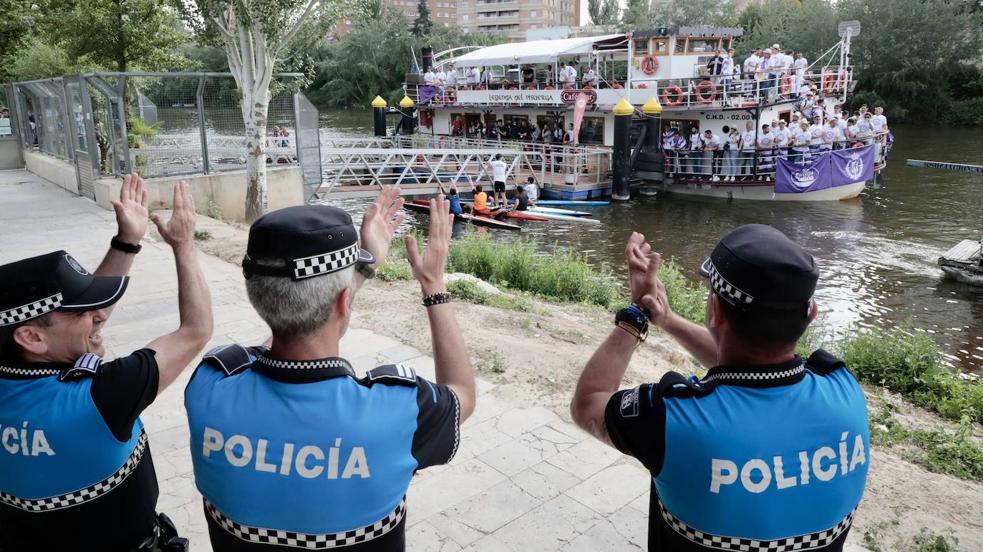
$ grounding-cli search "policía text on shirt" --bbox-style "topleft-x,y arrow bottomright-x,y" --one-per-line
201,427 -> 371,479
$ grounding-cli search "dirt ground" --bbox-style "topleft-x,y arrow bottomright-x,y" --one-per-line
190,214 -> 983,550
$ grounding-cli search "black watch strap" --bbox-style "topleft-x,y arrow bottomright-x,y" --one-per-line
356,262 -> 376,280
110,236 -> 142,254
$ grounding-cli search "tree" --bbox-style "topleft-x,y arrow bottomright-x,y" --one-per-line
412,0 -> 431,37
180,0 -> 359,221
588,0 -> 620,26
621,0 -> 651,29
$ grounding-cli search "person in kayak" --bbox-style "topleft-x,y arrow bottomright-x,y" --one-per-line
512,185 -> 530,211
473,185 -> 489,212
448,188 -> 463,216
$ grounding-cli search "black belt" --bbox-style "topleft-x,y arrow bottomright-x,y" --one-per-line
134,513 -> 188,552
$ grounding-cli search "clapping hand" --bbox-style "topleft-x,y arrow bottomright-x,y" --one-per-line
404,195 -> 453,295
150,182 -> 197,250
360,186 -> 405,267
625,232 -> 672,327
112,173 -> 150,243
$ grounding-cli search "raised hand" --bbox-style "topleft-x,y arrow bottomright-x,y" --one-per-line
638,253 -> 672,328
112,173 -> 150,243
360,185 -> 405,266
150,182 -> 197,250
625,232 -> 654,302
404,194 -> 453,295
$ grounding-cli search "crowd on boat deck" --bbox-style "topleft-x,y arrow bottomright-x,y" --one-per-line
452,116 -> 581,146
661,104 -> 891,182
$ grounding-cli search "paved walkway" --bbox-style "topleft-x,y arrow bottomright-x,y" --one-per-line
0,170 -> 869,551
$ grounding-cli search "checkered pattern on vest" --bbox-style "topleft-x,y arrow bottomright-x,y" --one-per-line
658,500 -> 855,552
292,243 -> 359,280
704,261 -> 754,307
0,430 -> 148,512
0,293 -> 62,326
205,498 -> 406,549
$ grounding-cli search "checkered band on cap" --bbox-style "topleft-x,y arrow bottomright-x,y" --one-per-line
0,430 -> 148,512
205,498 -> 406,549
658,500 -> 855,552
0,293 -> 62,327
292,243 -> 359,280
704,261 -> 754,307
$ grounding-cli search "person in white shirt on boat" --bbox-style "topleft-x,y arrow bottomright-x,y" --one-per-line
793,120 -> 812,164
739,121 -> 756,180
559,63 -> 578,88
757,124 -> 776,178
724,126 -> 740,181
773,120 -> 791,160
424,68 -> 436,86
688,126 -> 704,177
721,49 -> 735,101
435,68 -> 447,92
582,67 -> 598,88
466,66 -> 479,87
856,112 -> 873,136
445,63 -> 457,88
704,129 -> 723,181
758,49 -> 772,96
871,107 -> 888,133
793,52 -> 808,90
822,118 -> 844,151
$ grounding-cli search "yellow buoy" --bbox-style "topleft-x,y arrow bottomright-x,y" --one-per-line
399,96 -> 415,108
612,98 -> 634,116
642,97 -> 663,115
371,96 -> 387,108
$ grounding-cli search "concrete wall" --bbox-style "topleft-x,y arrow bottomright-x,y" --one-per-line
24,151 -> 78,194
94,166 -> 306,221
0,138 -> 24,170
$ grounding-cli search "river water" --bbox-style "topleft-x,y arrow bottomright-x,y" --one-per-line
318,110 -> 983,375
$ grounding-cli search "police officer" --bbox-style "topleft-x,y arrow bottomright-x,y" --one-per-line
571,225 -> 870,551
185,190 -> 476,551
0,177 -> 213,551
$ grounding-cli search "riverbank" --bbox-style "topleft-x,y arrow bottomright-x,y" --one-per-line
188,215 -> 983,550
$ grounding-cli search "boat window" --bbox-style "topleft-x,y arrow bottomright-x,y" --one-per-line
675,38 -> 688,54
652,38 -> 670,56
536,114 -> 565,131
687,38 -> 720,53
634,38 -> 649,54
580,117 -> 604,145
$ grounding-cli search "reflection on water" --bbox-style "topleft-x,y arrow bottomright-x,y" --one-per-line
318,111 -> 983,375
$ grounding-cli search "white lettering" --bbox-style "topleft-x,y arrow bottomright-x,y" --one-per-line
798,451 -> 810,486
740,459 -> 772,493
224,435 -> 252,467
709,459 -> 738,493
31,429 -> 55,456
2,427 -> 18,454
20,422 -> 28,456
279,442 -> 294,476
812,447 -> 837,482
202,427 -> 223,457
328,438 -> 340,479
295,446 -> 325,478
773,456 -> 797,489
839,432 -> 849,475
255,439 -> 276,473
849,434 -> 866,472
342,447 -> 371,479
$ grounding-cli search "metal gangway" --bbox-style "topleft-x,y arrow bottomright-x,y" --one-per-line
315,136 -> 612,199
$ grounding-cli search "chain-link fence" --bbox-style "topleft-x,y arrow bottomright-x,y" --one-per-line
4,72 -> 320,191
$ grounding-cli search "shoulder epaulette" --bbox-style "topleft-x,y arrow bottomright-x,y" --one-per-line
58,353 -> 103,382
805,349 -> 846,376
362,364 -> 418,387
657,370 -> 716,399
202,344 -> 254,376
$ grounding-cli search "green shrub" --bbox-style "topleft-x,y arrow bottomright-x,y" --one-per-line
838,327 -> 983,424
376,259 -> 412,281
659,260 -> 707,325
447,279 -> 532,312
871,407 -> 983,481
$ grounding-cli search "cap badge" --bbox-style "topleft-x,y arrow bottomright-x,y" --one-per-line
64,254 -> 88,276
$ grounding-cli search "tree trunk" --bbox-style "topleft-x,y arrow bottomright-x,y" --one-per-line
243,95 -> 270,222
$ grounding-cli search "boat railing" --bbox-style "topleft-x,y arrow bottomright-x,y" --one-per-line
405,67 -> 852,111
663,131 -> 890,181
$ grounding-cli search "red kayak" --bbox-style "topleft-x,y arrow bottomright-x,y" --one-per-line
404,202 -> 520,231
477,208 -> 549,222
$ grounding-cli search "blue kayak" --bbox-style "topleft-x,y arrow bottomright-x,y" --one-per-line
535,200 -> 610,206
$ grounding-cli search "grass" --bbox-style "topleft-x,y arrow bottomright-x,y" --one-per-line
206,200 -> 223,220
659,259 -> 707,325
446,279 -> 533,312
194,229 -> 211,241
475,352 -> 507,374
864,521 -> 961,552
869,405 -> 983,481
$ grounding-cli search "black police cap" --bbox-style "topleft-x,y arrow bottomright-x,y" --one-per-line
0,251 -> 128,327
242,205 -> 374,281
698,225 -> 818,313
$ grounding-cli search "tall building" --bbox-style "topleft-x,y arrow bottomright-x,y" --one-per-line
387,0 -> 458,26
457,0 -> 579,40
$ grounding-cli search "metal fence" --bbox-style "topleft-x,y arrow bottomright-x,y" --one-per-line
4,72 -> 322,200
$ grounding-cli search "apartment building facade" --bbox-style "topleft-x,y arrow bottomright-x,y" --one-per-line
457,0 -> 580,40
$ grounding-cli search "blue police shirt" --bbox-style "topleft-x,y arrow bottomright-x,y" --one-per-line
0,349 -> 161,552
605,350 -> 869,552
185,345 -> 460,552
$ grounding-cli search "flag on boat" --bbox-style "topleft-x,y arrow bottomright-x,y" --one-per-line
776,145 -> 874,194
572,93 -> 588,146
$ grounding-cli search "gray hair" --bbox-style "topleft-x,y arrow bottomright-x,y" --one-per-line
245,258 -> 354,337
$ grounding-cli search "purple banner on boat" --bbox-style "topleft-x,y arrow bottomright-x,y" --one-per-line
418,85 -> 442,105
775,154 -> 832,194
831,145 -> 875,185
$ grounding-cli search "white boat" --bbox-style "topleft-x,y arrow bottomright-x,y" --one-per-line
405,22 -> 888,202
939,240 -> 983,287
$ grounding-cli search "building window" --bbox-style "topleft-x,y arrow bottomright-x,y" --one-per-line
530,10 -> 536,16
580,117 -> 604,145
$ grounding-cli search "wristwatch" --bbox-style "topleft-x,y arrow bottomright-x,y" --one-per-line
110,236 -> 142,254
615,303 -> 651,341
355,262 -> 376,280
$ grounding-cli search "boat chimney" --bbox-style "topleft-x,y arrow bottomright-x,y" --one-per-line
371,96 -> 388,137
612,99 -> 634,201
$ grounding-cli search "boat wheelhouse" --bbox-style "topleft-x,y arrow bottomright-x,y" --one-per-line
404,23 -> 889,201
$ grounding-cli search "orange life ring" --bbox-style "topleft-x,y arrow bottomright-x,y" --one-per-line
695,80 -> 717,103
433,95 -> 443,104
445,87 -> 457,103
501,79 -> 511,87
637,83 -> 648,89
641,54 -> 659,76
661,84 -> 684,106
526,86 -> 536,90
821,70 -> 847,93
780,74 -> 793,95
